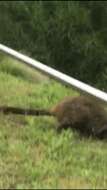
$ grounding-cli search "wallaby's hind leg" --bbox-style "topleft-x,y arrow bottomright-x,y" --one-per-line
94,125 -> 107,139
56,121 -> 72,133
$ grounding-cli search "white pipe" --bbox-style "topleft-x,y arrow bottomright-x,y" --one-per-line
0,43 -> 107,104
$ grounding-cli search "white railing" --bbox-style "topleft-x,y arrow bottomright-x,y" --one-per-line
0,43 -> 107,104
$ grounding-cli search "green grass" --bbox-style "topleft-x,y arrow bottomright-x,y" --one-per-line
0,54 -> 107,189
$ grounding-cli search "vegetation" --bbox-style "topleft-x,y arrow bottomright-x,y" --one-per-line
0,2 -> 107,189
0,1 -> 107,90
0,55 -> 107,189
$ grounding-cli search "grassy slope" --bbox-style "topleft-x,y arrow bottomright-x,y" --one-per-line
0,55 -> 107,189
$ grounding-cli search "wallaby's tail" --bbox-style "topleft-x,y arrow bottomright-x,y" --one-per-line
0,106 -> 53,116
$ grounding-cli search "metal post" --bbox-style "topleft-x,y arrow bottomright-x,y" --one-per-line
0,43 -> 107,104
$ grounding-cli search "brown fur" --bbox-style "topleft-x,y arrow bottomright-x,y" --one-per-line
0,96 -> 107,139
51,96 -> 107,139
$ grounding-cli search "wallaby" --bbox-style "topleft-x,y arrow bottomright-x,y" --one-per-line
0,95 -> 107,139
